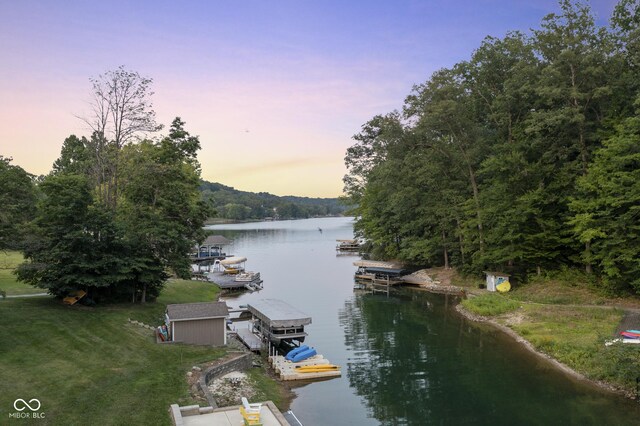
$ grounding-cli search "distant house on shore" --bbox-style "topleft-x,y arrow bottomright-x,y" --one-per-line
165,302 -> 229,346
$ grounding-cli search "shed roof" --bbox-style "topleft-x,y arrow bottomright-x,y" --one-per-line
166,302 -> 229,321
362,267 -> 406,276
483,271 -> 511,277
248,299 -> 312,328
354,260 -> 403,269
201,235 -> 232,246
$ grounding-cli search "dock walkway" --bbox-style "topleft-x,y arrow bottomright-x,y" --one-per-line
235,328 -> 262,352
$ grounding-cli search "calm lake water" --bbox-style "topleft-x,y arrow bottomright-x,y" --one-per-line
207,217 -> 639,425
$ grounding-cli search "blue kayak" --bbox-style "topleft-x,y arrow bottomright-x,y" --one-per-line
286,345 -> 309,361
291,348 -> 317,362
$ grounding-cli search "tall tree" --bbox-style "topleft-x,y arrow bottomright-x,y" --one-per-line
570,98 -> 640,293
405,67 -> 488,260
118,118 -> 210,302
531,0 -> 615,272
80,66 -> 162,208
15,174 -> 124,297
0,157 -> 37,250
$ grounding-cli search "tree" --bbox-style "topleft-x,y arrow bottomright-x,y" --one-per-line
0,157 -> 37,250
15,174 -> 124,297
118,119 -> 211,302
18,118 -> 210,302
570,98 -> 640,293
80,66 -> 162,208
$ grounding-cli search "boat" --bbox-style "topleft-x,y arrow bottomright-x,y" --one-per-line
215,256 -> 247,275
296,366 -> 340,373
290,347 -> 317,362
285,345 -> 309,361
235,271 -> 261,282
243,281 -> 263,292
295,364 -> 339,371
620,331 -> 640,339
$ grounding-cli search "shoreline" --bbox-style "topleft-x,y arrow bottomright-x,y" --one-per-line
453,299 -> 636,400
400,268 -> 637,400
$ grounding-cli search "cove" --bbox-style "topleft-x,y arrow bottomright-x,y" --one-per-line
207,217 -> 640,425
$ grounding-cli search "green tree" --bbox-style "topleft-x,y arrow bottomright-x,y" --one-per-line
0,157 -> 37,250
118,119 -> 210,302
570,98 -> 640,293
16,174 -> 124,297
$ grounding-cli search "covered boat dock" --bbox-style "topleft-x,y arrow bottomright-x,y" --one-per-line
248,299 -> 311,349
353,260 -> 406,294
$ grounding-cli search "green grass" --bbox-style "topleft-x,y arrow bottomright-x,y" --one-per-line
245,366 -> 290,409
0,250 -> 43,295
506,304 -> 640,391
461,293 -> 521,316
0,279 -> 226,425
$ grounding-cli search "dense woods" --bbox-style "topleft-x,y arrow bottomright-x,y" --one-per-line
200,180 -> 346,220
344,0 -> 640,294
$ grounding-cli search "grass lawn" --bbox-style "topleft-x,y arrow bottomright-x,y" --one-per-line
0,251 -> 44,295
462,290 -> 640,392
0,279 -> 226,425
461,293 -> 521,316
506,304 -> 640,391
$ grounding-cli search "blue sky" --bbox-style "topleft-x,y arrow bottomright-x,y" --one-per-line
0,0 -> 618,196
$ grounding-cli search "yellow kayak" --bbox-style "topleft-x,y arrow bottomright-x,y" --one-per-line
295,365 -> 340,373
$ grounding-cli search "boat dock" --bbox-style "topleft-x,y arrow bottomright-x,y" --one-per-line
269,355 -> 342,381
353,261 -> 406,295
235,327 -> 263,351
248,299 -> 311,348
206,271 -> 263,291
336,239 -> 362,252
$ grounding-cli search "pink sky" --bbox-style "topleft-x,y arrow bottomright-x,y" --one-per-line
0,0 -> 617,197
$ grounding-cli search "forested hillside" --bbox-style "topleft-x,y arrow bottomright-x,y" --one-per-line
200,180 -> 346,220
344,0 -> 640,294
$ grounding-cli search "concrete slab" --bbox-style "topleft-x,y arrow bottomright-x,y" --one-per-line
175,402 -> 288,426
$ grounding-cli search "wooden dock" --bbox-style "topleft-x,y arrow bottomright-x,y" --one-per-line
235,328 -> 263,352
269,355 -> 341,381
208,271 -> 262,290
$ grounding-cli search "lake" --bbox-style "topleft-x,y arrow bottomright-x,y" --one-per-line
207,217 -> 640,425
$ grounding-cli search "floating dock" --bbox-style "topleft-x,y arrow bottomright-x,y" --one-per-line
269,355 -> 341,381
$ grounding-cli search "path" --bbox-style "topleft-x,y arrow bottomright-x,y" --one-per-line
4,293 -> 50,298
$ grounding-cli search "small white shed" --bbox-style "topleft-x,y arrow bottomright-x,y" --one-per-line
484,271 -> 510,292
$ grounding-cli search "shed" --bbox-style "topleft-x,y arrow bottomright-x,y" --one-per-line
484,271 -> 510,292
165,302 -> 229,346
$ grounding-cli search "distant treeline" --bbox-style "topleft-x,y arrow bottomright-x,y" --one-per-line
344,0 -> 640,294
199,180 -> 346,220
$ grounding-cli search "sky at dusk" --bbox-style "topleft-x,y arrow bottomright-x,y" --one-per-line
0,0 -> 618,197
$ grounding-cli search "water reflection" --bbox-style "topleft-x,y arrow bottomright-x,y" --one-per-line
208,218 -> 640,426
340,290 -> 640,425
